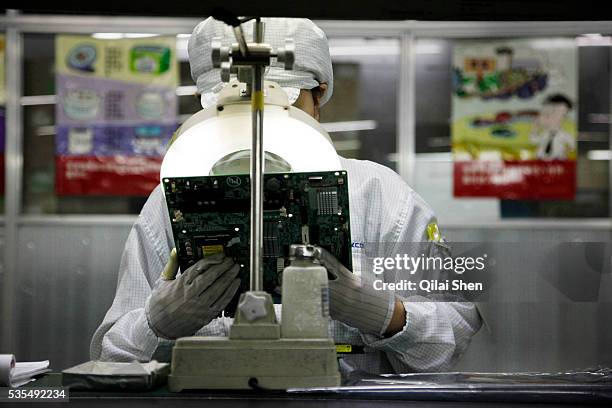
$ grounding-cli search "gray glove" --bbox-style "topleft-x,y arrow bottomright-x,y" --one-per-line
145,250 -> 241,340
314,246 -> 395,336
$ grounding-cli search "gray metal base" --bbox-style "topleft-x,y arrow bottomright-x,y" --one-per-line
168,337 -> 341,391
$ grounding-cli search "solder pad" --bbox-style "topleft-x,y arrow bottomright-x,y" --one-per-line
162,171 -> 352,316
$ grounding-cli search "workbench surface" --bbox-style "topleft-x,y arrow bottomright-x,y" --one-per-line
6,371 -> 609,407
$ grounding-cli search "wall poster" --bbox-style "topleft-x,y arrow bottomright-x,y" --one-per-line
452,38 -> 578,199
55,35 -> 178,195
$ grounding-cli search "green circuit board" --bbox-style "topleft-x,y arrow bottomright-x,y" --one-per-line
162,171 -> 352,315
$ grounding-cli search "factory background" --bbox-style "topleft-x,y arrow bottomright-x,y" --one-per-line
0,11 -> 611,372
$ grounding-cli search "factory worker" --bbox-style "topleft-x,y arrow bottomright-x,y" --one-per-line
91,17 -> 482,375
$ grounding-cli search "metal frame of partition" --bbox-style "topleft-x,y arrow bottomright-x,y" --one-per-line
1,10 -> 611,351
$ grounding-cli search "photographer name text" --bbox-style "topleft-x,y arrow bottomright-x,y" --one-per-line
373,279 -> 483,293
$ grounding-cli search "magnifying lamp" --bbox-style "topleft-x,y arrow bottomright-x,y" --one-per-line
160,80 -> 341,180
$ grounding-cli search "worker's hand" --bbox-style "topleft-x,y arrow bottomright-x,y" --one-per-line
313,246 -> 396,336
145,250 -> 241,340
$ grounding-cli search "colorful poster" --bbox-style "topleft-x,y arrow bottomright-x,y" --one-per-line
55,35 -> 178,195
452,38 -> 578,199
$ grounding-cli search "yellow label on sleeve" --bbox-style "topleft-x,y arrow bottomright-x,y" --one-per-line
427,222 -> 442,242
335,344 -> 352,353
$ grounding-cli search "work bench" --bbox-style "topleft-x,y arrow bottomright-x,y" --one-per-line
6,371 -> 610,407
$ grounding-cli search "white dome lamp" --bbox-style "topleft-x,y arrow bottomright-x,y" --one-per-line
160,80 -> 341,178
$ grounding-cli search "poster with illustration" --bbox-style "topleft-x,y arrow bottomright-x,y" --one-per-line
452,38 -> 577,199
55,35 -> 178,195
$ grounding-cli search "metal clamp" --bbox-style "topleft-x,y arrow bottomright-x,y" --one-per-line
211,34 -> 295,90
288,244 -> 322,262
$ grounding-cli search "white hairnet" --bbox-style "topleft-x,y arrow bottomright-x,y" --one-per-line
199,85 -> 301,110
188,17 -> 334,107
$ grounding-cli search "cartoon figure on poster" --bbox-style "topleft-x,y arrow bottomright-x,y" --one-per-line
530,94 -> 575,160
451,39 -> 577,200
453,45 -> 551,101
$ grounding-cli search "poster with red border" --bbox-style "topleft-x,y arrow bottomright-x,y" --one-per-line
452,38 -> 577,200
55,35 -> 178,196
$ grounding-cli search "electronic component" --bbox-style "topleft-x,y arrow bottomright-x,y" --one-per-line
316,187 -> 339,215
163,171 -> 351,315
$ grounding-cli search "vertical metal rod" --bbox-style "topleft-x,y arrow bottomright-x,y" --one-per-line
397,31 -> 416,187
608,45 -> 612,223
249,19 -> 265,292
254,19 -> 264,44
2,9 -> 24,352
